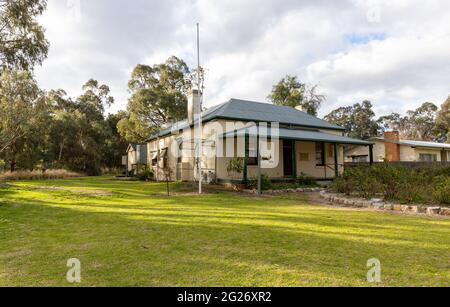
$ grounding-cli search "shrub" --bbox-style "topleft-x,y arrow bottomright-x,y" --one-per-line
432,176 -> 450,205
247,174 -> 272,191
297,172 -> 316,187
0,169 -> 83,181
137,170 -> 154,181
331,163 -> 450,204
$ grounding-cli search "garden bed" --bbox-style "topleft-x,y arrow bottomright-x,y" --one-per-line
320,191 -> 450,217
332,164 -> 450,206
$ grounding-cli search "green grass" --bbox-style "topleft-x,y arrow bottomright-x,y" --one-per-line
0,177 -> 449,287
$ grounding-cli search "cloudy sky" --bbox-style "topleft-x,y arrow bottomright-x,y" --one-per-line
35,0 -> 450,117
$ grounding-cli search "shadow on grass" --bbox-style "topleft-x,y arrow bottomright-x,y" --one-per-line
1,192 -> 449,286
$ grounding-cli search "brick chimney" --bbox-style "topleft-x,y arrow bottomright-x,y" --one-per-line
188,89 -> 202,124
384,131 -> 400,162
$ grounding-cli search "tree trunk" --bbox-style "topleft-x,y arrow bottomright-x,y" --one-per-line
10,159 -> 16,172
58,139 -> 65,161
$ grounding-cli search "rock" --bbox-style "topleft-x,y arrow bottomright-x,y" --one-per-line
355,200 -> 366,208
372,203 -> 385,210
344,199 -> 353,206
409,206 -> 420,214
427,207 -> 441,215
417,206 -> 427,214
371,198 -> 384,204
393,204 -> 403,212
384,204 -> 394,211
298,188 -> 305,193
440,208 -> 450,216
401,205 -> 411,213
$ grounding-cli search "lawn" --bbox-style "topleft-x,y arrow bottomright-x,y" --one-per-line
0,177 -> 449,287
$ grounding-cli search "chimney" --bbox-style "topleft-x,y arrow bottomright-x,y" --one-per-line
188,89 -> 202,124
295,105 -> 307,113
384,131 -> 400,162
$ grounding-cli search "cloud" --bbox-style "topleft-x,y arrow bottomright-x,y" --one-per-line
34,0 -> 450,118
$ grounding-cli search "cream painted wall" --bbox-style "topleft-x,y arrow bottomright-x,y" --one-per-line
345,141 -> 384,162
345,141 -> 445,162
401,147 -> 442,162
147,119 -> 349,181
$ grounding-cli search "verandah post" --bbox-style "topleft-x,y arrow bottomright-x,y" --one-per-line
243,130 -> 249,186
334,143 -> 339,178
369,145 -> 374,165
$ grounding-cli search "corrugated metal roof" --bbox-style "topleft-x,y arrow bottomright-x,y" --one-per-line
223,127 -> 373,146
203,99 -> 344,130
146,99 -> 344,141
398,140 -> 450,150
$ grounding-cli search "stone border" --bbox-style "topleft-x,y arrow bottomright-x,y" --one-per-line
319,191 -> 450,217
243,187 -> 325,195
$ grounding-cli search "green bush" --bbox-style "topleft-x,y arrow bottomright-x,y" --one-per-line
247,175 -> 272,191
137,170 -> 154,181
331,163 -> 450,205
432,176 -> 450,204
297,172 -> 316,187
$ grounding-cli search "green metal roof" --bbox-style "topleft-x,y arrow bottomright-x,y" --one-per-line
146,99 -> 345,141
203,99 -> 344,130
370,137 -> 450,150
224,127 -> 373,146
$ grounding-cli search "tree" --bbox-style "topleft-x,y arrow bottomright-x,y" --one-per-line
268,75 -> 326,116
378,102 -> 439,141
0,0 -> 49,71
435,95 -> 450,143
325,100 -> 379,139
403,102 -> 438,141
0,70 -> 42,170
118,56 -> 199,143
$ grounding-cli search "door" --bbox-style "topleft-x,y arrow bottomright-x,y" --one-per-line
441,151 -> 448,162
283,140 -> 294,177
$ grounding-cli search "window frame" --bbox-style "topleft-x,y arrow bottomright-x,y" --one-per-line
315,142 -> 326,166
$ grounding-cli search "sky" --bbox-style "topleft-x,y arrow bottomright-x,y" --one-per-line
35,0 -> 450,117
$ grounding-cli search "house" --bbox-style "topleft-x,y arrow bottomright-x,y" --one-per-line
345,131 -> 450,163
125,144 -> 148,175
145,90 -> 373,183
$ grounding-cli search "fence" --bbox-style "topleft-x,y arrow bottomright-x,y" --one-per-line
345,162 -> 450,169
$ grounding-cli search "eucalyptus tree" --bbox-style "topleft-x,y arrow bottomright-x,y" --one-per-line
0,0 -> 49,71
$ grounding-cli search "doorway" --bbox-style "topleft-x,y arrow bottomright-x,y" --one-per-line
283,140 -> 294,177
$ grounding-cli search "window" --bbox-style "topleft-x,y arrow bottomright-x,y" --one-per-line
151,151 -> 158,167
315,142 -> 326,166
246,136 -> 258,166
352,155 -> 369,163
299,153 -> 309,162
419,154 -> 437,162
177,142 -> 183,164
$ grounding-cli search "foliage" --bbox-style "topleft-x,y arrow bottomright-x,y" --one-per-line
136,169 -> 154,182
378,102 -> 439,141
435,95 -> 450,142
118,56 -> 203,143
0,169 -> 83,181
325,100 -> 379,139
0,75 -> 128,175
226,157 -> 245,175
0,70 -> 42,170
297,172 -> 316,186
268,75 -> 326,116
432,176 -> 450,204
331,164 -> 450,205
0,0 -> 49,70
247,174 -> 272,191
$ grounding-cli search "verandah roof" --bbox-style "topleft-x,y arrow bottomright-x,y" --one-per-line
222,127 -> 373,146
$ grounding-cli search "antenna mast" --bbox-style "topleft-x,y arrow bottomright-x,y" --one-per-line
197,23 -> 203,195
